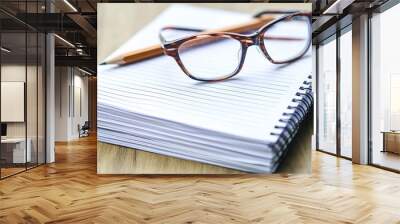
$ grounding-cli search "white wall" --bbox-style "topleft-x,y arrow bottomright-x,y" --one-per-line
71,73 -> 89,138
55,66 -> 69,141
1,65 -> 26,140
1,82 -> 25,122
54,67 -> 89,141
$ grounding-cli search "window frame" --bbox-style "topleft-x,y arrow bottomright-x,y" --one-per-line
315,22 -> 352,160
367,0 -> 400,173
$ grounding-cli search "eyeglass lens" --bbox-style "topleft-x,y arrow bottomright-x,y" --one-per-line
176,15 -> 310,80
261,15 -> 310,63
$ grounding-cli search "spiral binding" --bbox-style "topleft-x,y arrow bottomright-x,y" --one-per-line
269,75 -> 313,170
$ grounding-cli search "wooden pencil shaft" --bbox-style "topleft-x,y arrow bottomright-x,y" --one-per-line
106,16 -> 275,65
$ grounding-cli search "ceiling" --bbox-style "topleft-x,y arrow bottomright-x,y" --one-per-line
311,0 -> 393,44
0,0 -> 98,74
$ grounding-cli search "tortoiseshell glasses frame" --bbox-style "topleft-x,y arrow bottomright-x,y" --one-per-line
159,11 -> 312,81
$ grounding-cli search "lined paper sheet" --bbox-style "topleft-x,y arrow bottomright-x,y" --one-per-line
98,5 -> 312,173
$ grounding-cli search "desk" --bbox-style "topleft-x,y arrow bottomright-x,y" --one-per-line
1,138 -> 31,163
381,131 -> 400,154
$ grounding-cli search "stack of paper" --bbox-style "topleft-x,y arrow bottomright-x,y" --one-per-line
98,5 -> 312,173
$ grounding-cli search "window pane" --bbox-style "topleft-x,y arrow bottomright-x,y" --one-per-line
318,38 -> 337,154
340,29 -> 352,158
371,4 -> 400,171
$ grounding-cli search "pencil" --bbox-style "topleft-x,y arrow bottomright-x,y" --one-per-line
100,15 -> 275,65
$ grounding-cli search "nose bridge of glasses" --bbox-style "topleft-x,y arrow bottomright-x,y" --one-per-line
239,35 -> 259,47
162,45 -> 178,57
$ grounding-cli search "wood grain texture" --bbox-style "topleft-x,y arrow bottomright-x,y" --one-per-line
383,132 -> 400,154
97,113 -> 312,174
98,142 -> 244,174
1,134 -> 400,223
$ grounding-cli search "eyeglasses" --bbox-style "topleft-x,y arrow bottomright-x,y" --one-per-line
159,11 -> 311,81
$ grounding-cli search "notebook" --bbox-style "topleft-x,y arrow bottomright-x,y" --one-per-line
98,4 -> 312,173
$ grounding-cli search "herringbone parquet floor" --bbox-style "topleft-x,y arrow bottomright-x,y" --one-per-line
1,135 -> 400,224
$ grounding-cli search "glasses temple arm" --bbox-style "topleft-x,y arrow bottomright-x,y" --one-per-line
159,17 -> 309,44
264,35 -> 305,41
253,10 -> 299,18
159,26 -> 206,44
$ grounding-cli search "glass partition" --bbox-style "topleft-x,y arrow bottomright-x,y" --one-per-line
1,30 -> 28,177
0,1 -> 46,179
339,28 -> 352,158
370,3 -> 400,171
317,37 -> 337,155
